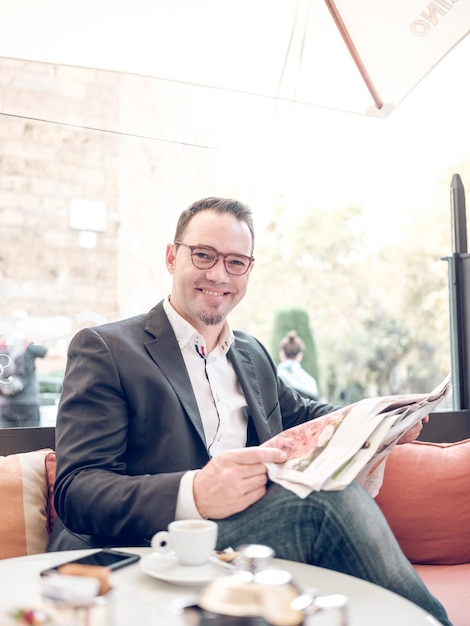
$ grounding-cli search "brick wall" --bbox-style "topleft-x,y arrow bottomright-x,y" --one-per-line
0,58 -> 220,340
0,60 -> 121,323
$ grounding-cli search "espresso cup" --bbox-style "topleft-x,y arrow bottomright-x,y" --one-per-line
151,519 -> 218,566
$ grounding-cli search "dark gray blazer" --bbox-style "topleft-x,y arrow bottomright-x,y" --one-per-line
53,300 -> 335,547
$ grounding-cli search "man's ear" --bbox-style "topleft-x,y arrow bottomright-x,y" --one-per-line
166,243 -> 176,274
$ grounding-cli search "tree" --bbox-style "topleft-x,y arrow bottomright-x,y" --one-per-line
237,183 -> 456,399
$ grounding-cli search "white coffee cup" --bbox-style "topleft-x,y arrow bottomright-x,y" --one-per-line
151,519 -> 218,566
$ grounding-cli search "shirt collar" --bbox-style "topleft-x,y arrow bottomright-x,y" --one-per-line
163,297 -> 234,355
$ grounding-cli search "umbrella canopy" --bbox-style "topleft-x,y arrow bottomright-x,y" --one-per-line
1,0 -> 469,118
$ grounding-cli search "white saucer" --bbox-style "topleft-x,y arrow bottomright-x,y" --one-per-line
140,552 -> 227,586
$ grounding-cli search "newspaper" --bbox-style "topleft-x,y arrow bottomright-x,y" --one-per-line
263,374 -> 451,498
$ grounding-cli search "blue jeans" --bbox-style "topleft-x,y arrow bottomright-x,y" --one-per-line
215,481 -> 452,626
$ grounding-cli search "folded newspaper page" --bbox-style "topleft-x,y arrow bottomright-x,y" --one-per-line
263,374 -> 451,498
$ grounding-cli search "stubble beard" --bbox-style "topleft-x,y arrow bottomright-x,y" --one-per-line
197,300 -> 227,326
198,310 -> 226,326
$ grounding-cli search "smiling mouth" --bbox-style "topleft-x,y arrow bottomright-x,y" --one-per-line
199,288 -> 228,297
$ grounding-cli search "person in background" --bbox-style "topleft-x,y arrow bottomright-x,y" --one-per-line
49,197 -> 451,626
0,335 -> 9,422
0,339 -> 48,427
278,330 -> 319,401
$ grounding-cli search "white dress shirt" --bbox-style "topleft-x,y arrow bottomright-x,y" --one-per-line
163,298 -> 248,518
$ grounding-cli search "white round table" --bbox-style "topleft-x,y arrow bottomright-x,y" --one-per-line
0,548 -> 440,625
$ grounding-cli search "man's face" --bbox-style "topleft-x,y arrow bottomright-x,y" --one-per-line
166,210 -> 254,332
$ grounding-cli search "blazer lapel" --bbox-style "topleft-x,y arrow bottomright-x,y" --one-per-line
143,302 -> 275,449
144,303 -> 207,446
228,340 -> 274,444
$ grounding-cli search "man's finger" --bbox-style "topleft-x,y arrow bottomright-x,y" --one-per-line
227,446 -> 287,465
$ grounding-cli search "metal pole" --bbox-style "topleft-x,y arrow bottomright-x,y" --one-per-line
451,174 -> 468,254
448,174 -> 469,409
447,255 -> 461,408
459,253 -> 470,408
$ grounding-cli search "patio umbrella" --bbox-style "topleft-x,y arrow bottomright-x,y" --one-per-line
0,0 -> 469,118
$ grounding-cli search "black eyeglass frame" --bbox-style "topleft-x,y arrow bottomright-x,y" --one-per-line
174,241 -> 254,275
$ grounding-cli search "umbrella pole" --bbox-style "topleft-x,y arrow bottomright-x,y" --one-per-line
323,0 -> 383,110
447,174 -> 470,410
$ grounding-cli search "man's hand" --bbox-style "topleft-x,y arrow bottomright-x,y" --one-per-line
193,447 -> 287,519
397,416 -> 429,444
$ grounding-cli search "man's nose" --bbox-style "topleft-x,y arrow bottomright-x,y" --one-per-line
206,256 -> 229,279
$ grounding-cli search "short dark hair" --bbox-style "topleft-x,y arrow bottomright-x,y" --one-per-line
174,197 -> 255,253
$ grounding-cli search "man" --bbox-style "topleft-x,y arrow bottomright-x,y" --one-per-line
50,197 -> 451,626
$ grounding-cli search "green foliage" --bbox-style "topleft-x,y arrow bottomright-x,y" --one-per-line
270,308 -> 320,388
244,177 -> 458,400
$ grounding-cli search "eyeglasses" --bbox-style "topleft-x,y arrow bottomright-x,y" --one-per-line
175,242 -> 254,276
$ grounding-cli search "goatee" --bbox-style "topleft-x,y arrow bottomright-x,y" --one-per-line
199,311 -> 225,326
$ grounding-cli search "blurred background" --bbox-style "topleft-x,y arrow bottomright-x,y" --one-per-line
1,3 -> 469,426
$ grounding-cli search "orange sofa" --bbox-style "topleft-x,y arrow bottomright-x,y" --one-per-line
375,438 -> 470,626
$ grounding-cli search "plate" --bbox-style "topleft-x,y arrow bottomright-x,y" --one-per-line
139,552 -> 228,586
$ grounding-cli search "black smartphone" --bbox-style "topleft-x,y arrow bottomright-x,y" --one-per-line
40,548 -> 141,576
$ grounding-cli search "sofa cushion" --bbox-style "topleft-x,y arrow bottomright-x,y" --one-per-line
415,563 -> 470,626
375,438 -> 470,565
0,449 -> 55,559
